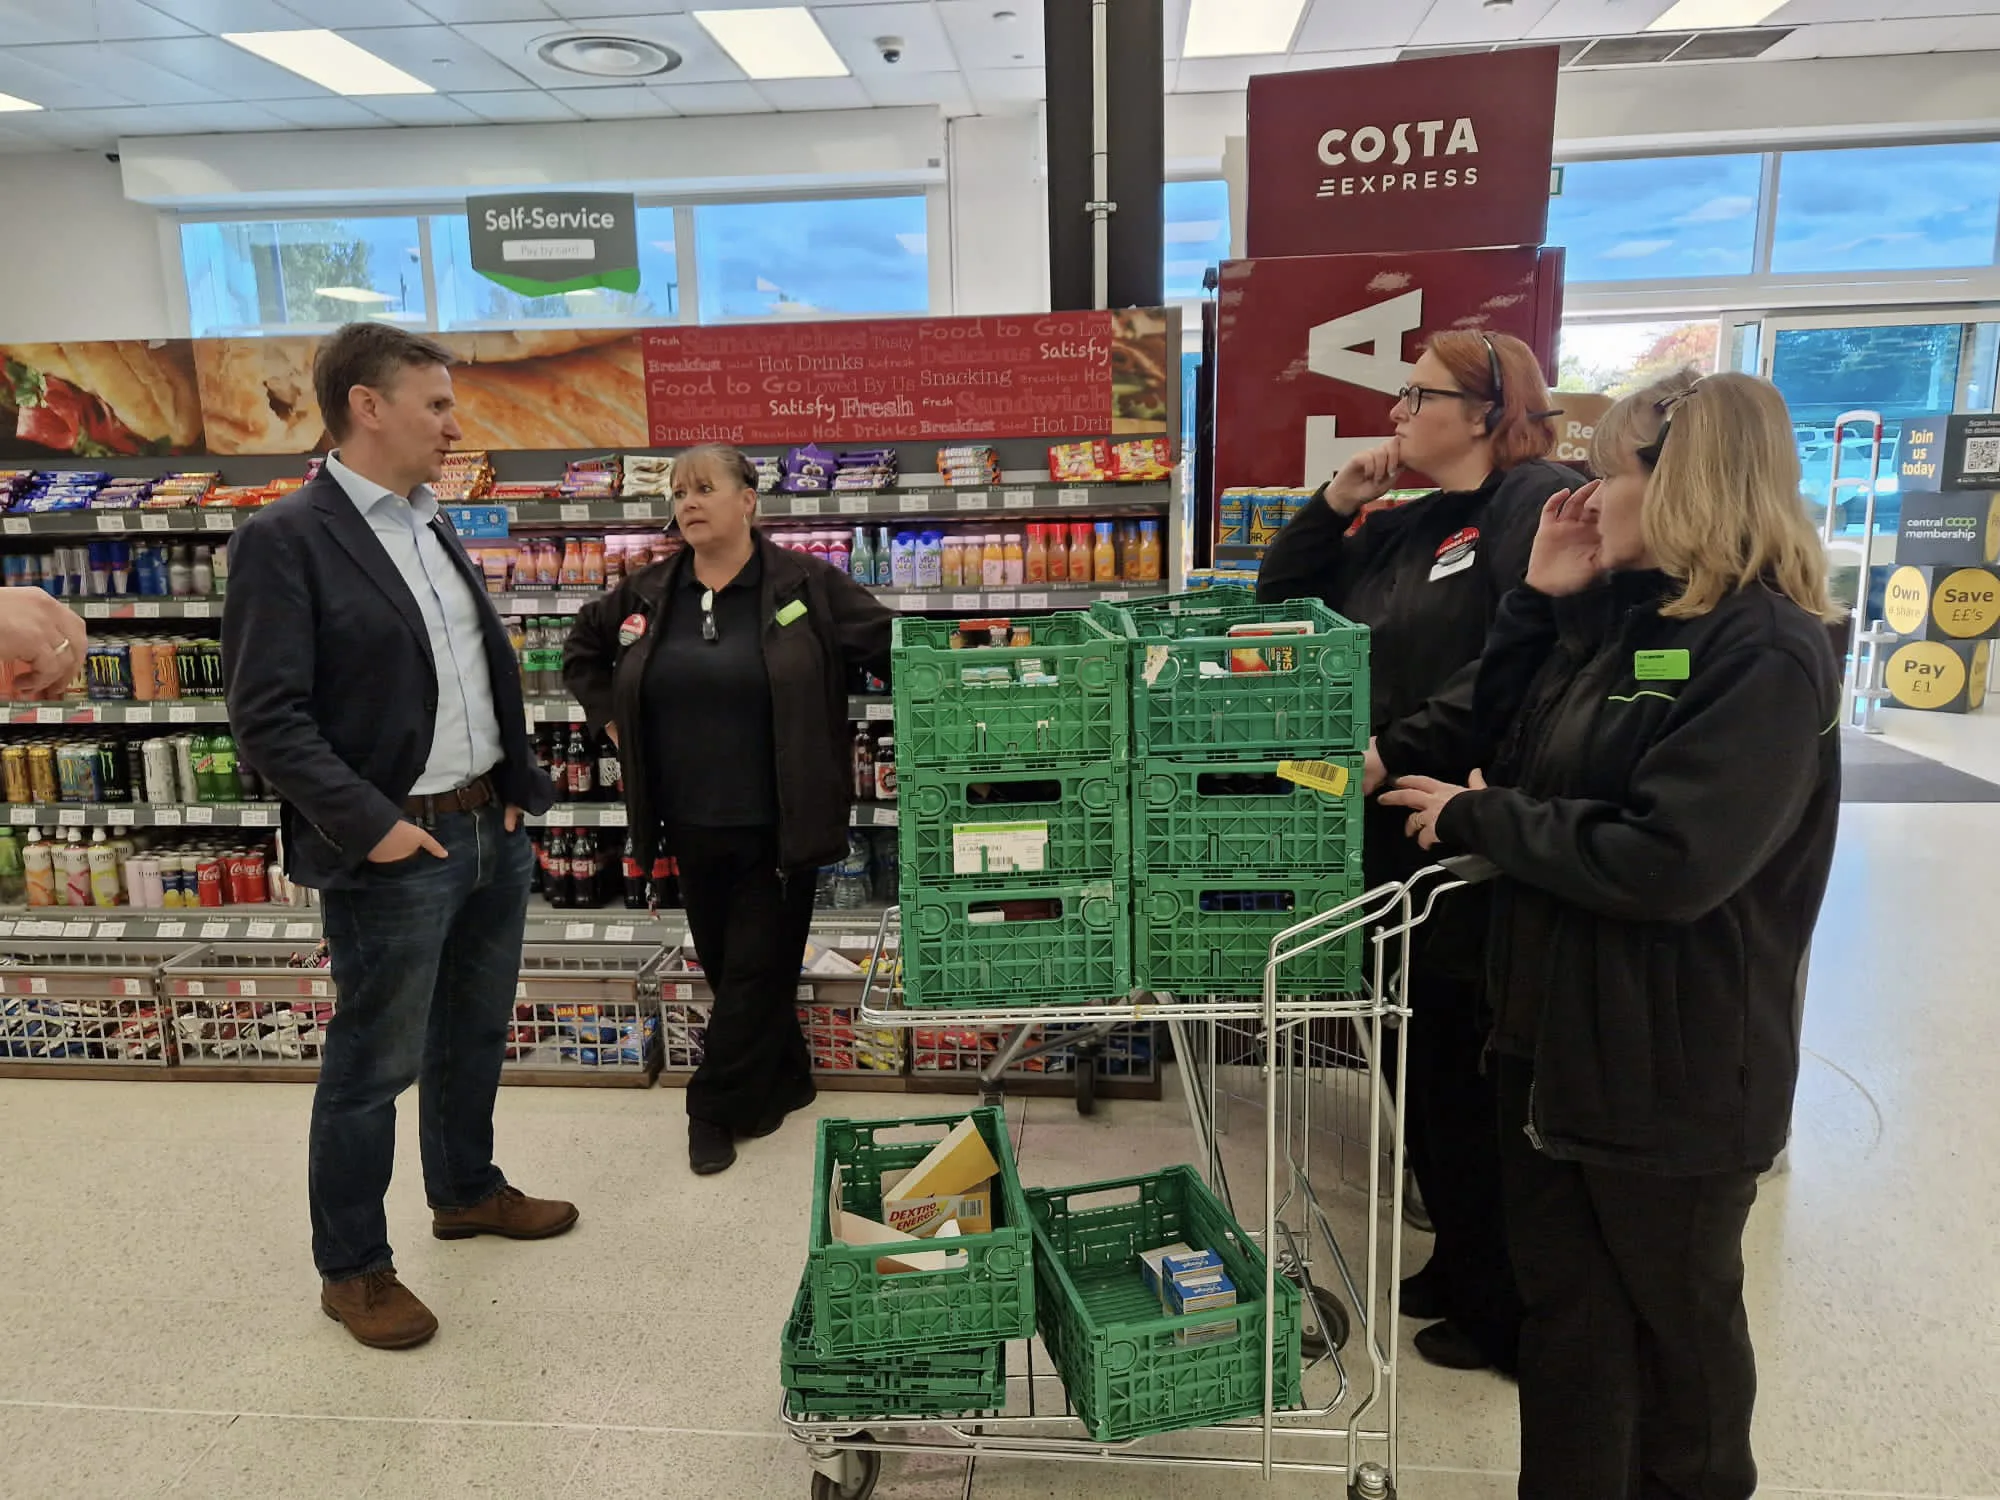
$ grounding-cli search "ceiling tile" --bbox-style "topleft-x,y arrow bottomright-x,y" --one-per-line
455,13 -> 749,88
254,94 -> 396,126
1293,0 -> 1430,53
109,36 -> 337,97
1285,48 -> 1401,70
762,76 -> 874,111
350,92 -> 482,123
282,0 -> 440,24
816,4 -> 960,75
0,0 -> 197,44
1946,17 -> 2000,49
453,87 -> 585,121
338,25 -> 539,91
1771,0 -> 1998,21
544,83 -> 676,117
937,0 -> 1041,68
67,101 -> 294,137
0,50 -> 137,110
21,43 -> 220,106
413,0 -> 558,18
158,0 -> 310,28
1410,0 -> 1564,46
1759,18 -> 1954,60
1180,56 -> 1287,92
1527,0 -> 1676,38
965,64 -> 1043,111
860,68 -> 974,112
652,79 -> 767,113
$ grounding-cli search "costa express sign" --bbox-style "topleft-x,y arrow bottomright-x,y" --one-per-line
1247,48 -> 1559,258
1213,246 -> 1563,493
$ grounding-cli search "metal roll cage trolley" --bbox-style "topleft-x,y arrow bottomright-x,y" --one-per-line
786,857 -> 1493,1500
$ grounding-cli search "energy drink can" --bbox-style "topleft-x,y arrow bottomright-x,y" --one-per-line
28,743 -> 57,805
58,743 -> 99,804
2,745 -> 28,804
195,640 -> 223,699
142,738 -> 178,805
173,735 -> 199,804
149,640 -> 181,700
96,740 -> 128,803
129,641 -> 156,701
173,641 -> 200,701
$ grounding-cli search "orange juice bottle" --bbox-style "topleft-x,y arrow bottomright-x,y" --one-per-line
1137,519 -> 1162,582
981,533 -> 1005,588
1068,523 -> 1093,584
1093,522 -> 1118,584
1024,524 -> 1048,585
1003,530 -> 1025,586
1044,522 -> 1068,583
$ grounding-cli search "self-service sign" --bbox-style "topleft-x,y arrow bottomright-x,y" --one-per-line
1213,247 -> 1561,493
1246,48 -> 1559,259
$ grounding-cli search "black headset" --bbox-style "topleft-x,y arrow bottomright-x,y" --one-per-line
1478,334 -> 1505,434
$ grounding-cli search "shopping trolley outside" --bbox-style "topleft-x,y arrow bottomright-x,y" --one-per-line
784,857 -> 1489,1500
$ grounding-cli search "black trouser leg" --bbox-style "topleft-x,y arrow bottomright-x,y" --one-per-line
670,824 -> 817,1133
1406,970 -> 1520,1368
1498,1059 -> 1760,1500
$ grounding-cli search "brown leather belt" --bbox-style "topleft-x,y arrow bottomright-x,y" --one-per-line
403,774 -> 495,824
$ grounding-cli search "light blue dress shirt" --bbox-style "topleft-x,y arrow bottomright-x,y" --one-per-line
325,451 -> 505,796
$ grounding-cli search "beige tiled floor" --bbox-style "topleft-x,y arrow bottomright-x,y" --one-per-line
3,782 -> 1999,1496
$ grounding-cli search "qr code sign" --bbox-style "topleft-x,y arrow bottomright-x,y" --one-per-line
1964,437 -> 2000,476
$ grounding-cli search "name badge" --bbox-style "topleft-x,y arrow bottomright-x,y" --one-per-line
1633,649 -> 1690,681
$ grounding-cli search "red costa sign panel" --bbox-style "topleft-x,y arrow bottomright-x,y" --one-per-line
1213,247 -> 1564,495
1247,48 -> 1559,259
642,310 -> 1173,446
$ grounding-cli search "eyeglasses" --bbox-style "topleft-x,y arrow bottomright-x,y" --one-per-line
1395,384 -> 1484,415
700,588 -> 717,643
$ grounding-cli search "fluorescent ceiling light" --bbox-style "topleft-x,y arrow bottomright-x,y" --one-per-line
222,30 -> 434,96
695,8 -> 848,80
1183,0 -> 1306,58
315,286 -> 394,303
0,92 -> 42,112
1646,0 -> 1784,30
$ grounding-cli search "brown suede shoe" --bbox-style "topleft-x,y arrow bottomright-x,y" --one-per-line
432,1184 -> 579,1241
321,1269 -> 438,1350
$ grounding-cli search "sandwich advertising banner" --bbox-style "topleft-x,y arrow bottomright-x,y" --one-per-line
465,192 -> 641,298
0,311 -> 1173,458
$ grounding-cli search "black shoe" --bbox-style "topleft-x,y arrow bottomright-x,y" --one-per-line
688,1117 -> 737,1175
1413,1320 -> 1492,1371
739,1078 -> 818,1140
1398,1265 -> 1449,1321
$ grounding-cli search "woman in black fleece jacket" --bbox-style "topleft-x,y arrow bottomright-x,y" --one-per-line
1259,329 -> 1578,1374
1384,371 -> 1840,1500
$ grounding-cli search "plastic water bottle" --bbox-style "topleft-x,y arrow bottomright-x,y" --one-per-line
831,834 -> 873,909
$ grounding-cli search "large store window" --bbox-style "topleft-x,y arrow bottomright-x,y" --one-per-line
1548,154 -> 1763,282
181,217 -> 426,337
1772,142 -> 2000,275
1556,318 -> 1720,396
1769,321 -> 1966,532
430,208 -> 680,329
1165,179 -> 1230,303
692,196 -> 929,322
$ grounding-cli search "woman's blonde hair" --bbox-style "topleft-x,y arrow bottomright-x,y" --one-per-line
1591,369 -> 1835,621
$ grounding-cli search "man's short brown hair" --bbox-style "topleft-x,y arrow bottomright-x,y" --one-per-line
313,322 -> 455,442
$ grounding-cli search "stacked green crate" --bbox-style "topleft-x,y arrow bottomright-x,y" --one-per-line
892,614 -> 1132,1008
1094,595 -> 1371,995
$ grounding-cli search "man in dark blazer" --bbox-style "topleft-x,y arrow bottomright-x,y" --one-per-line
224,323 -> 573,1351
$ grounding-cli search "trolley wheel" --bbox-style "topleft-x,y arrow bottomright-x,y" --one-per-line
1296,1278 -> 1351,1356
809,1448 -> 880,1500
1074,1046 -> 1098,1115
979,1087 -> 1004,1110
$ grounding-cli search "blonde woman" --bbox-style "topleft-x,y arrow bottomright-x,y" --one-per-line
1382,371 -> 1840,1499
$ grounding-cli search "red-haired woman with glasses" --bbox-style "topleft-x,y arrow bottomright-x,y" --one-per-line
1259,330 -> 1579,1374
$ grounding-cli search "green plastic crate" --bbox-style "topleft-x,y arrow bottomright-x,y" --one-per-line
805,1108 -> 1036,1358
1093,596 -> 1369,758
898,879 -> 1131,1009
1133,874 -> 1364,995
782,1278 -> 1008,1420
1023,1166 -> 1302,1443
892,613 -> 1128,771
1133,756 -> 1364,879
901,764 -> 1130,888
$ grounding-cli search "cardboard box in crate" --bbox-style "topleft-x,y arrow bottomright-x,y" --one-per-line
0,942 -> 191,1066
1132,755 -> 1363,879
1094,595 -> 1368,758
892,613 -> 1128,771
1134,875 -> 1363,995
805,1108 -> 1035,1358
1024,1166 -> 1302,1442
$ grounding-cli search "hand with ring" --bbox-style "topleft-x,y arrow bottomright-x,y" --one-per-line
1378,769 -> 1487,850
0,587 -> 89,699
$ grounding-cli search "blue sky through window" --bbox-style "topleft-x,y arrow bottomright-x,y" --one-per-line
1165,179 -> 1230,301
1773,143 -> 2000,274
694,196 -> 929,321
1549,154 -> 1763,282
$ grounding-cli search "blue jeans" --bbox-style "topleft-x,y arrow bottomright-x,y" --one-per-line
309,805 -> 532,1282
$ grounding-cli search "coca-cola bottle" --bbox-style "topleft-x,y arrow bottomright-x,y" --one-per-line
623,832 -> 647,909
565,727 -> 592,799
542,831 -> 573,909
570,830 -> 600,909
597,732 -> 622,802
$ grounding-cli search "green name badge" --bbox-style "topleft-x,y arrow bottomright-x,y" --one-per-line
1633,649 -> 1690,682
775,600 -> 807,626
